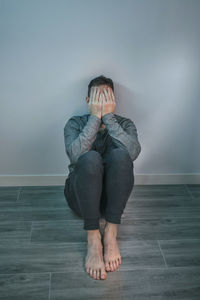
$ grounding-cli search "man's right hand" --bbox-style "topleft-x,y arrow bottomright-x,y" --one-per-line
88,86 -> 102,120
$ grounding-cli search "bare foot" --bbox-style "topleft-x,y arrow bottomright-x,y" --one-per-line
103,222 -> 122,272
85,230 -> 107,280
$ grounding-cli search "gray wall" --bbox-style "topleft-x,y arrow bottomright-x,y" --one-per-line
0,0 -> 200,177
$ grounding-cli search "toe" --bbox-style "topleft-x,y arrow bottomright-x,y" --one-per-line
89,268 -> 93,278
112,261 -> 116,271
100,269 -> 107,280
110,261 -> 114,271
105,261 -> 110,271
114,260 -> 118,269
111,261 -> 115,270
94,270 -> 97,280
97,269 -> 100,280
115,260 -> 119,269
116,259 -> 120,268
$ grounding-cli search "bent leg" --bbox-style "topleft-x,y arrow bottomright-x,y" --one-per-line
64,150 -> 104,230
102,148 -> 134,224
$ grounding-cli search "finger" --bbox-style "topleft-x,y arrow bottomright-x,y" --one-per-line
106,87 -> 113,103
102,88 -> 109,103
110,88 -> 116,103
95,87 -> 99,104
93,87 -> 98,103
107,87 -> 113,103
99,91 -> 102,104
102,92 -> 106,105
108,87 -> 115,103
98,88 -> 103,101
99,88 -> 103,103
96,87 -> 101,104
97,88 -> 101,103
102,93 -> 105,113
90,87 -> 95,103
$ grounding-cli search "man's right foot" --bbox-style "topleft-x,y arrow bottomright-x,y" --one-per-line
103,222 -> 122,272
85,230 -> 107,280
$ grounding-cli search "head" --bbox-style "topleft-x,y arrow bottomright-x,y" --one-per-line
85,75 -> 114,104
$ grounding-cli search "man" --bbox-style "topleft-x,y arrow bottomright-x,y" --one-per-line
64,75 -> 141,280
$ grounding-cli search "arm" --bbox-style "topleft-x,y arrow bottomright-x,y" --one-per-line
102,112 -> 141,161
64,114 -> 101,164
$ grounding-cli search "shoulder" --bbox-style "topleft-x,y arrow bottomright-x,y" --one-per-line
64,114 -> 88,131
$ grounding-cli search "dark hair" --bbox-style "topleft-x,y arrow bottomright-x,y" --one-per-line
87,75 -> 114,98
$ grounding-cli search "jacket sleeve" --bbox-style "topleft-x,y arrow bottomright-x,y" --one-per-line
64,114 -> 101,165
102,112 -> 142,161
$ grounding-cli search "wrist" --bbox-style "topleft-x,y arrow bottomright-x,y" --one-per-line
102,112 -> 113,117
91,113 -> 101,120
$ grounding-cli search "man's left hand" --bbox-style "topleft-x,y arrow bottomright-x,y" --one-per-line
100,87 -> 116,117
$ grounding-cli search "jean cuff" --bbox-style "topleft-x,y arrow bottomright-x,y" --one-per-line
84,218 -> 100,230
104,213 -> 121,224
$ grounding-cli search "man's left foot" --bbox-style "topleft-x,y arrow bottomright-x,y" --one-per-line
103,222 -> 122,272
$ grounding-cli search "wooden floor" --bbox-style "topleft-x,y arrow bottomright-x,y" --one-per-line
0,184 -> 200,299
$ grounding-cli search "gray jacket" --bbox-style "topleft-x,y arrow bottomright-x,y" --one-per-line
64,112 -> 141,175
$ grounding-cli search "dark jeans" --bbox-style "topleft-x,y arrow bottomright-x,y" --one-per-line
64,148 -> 134,230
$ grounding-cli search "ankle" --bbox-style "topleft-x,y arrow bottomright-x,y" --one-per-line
87,229 -> 101,243
104,222 -> 118,236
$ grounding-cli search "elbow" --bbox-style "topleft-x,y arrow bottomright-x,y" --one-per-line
66,146 -> 78,165
131,142 -> 142,161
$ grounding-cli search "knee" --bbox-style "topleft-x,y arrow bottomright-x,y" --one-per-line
77,150 -> 103,174
108,148 -> 132,166
109,149 -> 134,186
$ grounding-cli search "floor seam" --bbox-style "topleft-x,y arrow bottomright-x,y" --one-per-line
16,186 -> 21,203
157,240 -> 168,268
185,184 -> 196,200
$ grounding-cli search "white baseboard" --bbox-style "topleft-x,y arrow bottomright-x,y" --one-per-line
0,174 -> 200,187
